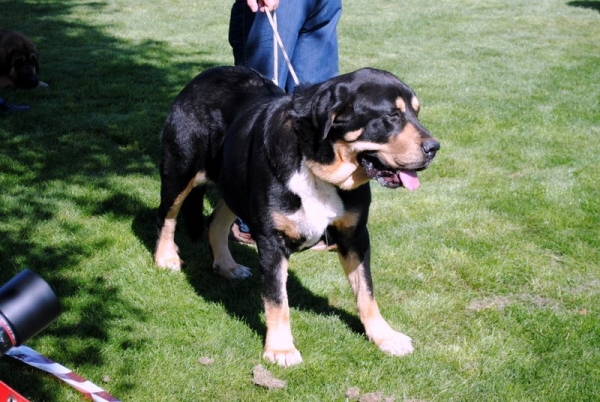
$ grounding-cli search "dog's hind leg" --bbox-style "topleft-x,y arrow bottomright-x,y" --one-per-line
155,172 -> 207,270
208,200 -> 252,279
181,186 -> 207,241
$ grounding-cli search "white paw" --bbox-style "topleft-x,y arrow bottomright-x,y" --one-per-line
377,332 -> 414,356
213,263 -> 252,279
155,255 -> 182,271
263,348 -> 303,367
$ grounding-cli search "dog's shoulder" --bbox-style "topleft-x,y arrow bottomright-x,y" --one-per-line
224,89 -> 298,175
170,66 -> 285,126
177,66 -> 282,104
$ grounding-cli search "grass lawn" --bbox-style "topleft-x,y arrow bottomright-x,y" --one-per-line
1,0 -> 599,400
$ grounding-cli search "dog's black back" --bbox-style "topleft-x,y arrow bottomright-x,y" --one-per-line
159,67 -> 284,239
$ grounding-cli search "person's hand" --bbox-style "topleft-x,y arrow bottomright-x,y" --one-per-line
246,0 -> 278,13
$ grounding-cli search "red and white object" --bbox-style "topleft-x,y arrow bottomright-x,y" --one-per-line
6,345 -> 120,402
0,380 -> 30,402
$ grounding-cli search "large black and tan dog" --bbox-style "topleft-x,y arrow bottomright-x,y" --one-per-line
155,66 -> 439,367
0,30 -> 47,89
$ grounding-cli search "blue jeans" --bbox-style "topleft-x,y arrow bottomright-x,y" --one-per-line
229,0 -> 341,93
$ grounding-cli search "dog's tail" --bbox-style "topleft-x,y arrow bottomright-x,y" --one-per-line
181,186 -> 206,242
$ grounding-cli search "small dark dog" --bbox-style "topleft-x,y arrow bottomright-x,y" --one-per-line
155,66 -> 439,366
0,30 -> 48,89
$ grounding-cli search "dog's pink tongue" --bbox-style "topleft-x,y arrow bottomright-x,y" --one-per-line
399,170 -> 420,191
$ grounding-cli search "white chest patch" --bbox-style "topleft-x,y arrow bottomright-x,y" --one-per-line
287,162 -> 345,248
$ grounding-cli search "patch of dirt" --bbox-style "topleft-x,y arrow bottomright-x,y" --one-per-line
346,387 -> 361,400
252,365 -> 286,390
345,387 -> 401,402
359,393 -> 384,402
198,357 -> 214,365
468,296 -> 514,311
570,279 -> 600,295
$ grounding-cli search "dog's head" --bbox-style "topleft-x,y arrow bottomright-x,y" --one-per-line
294,68 -> 439,191
0,30 -> 42,89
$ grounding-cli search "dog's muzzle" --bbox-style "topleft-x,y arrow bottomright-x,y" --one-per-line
358,138 -> 440,190
422,138 -> 440,159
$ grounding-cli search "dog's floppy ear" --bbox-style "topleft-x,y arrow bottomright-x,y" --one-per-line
312,82 -> 354,140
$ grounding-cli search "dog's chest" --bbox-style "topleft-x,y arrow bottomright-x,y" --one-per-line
285,165 -> 345,247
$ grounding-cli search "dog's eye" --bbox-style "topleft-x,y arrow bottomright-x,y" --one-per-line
13,55 -> 26,66
387,111 -> 402,122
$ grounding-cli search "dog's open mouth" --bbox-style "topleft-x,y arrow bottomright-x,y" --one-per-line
358,154 -> 420,190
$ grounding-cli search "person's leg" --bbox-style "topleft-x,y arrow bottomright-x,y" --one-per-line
230,0 -> 341,89
229,1 -> 256,67
230,1 -> 287,245
229,0 -> 309,87
0,96 -> 30,114
227,0 -> 340,250
291,0 -> 341,250
287,0 -> 341,91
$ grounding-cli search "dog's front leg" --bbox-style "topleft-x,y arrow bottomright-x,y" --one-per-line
258,244 -> 302,367
338,228 -> 414,357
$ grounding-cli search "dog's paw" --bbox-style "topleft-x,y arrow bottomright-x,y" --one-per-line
155,255 -> 183,271
213,263 -> 252,280
376,331 -> 414,356
155,240 -> 182,270
263,347 -> 303,367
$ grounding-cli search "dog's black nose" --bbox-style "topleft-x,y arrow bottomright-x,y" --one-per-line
422,139 -> 440,157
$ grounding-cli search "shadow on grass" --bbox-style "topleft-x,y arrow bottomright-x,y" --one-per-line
0,0 -> 220,400
567,1 -> 600,11
132,206 -> 364,342
183,243 -> 365,339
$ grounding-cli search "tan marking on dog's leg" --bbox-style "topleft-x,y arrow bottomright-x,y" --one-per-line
340,252 -> 414,356
155,172 -> 207,270
332,211 -> 361,231
155,217 -> 182,270
208,200 -> 251,279
271,211 -> 301,240
263,260 -> 302,367
154,191 -> 189,270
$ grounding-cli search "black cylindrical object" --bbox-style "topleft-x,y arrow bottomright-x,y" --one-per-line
0,269 -> 61,356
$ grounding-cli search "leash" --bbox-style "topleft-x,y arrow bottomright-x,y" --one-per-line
264,11 -> 338,251
6,345 -> 121,402
265,10 -> 300,88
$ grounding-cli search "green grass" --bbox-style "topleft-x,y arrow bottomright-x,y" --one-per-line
1,0 -> 599,400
